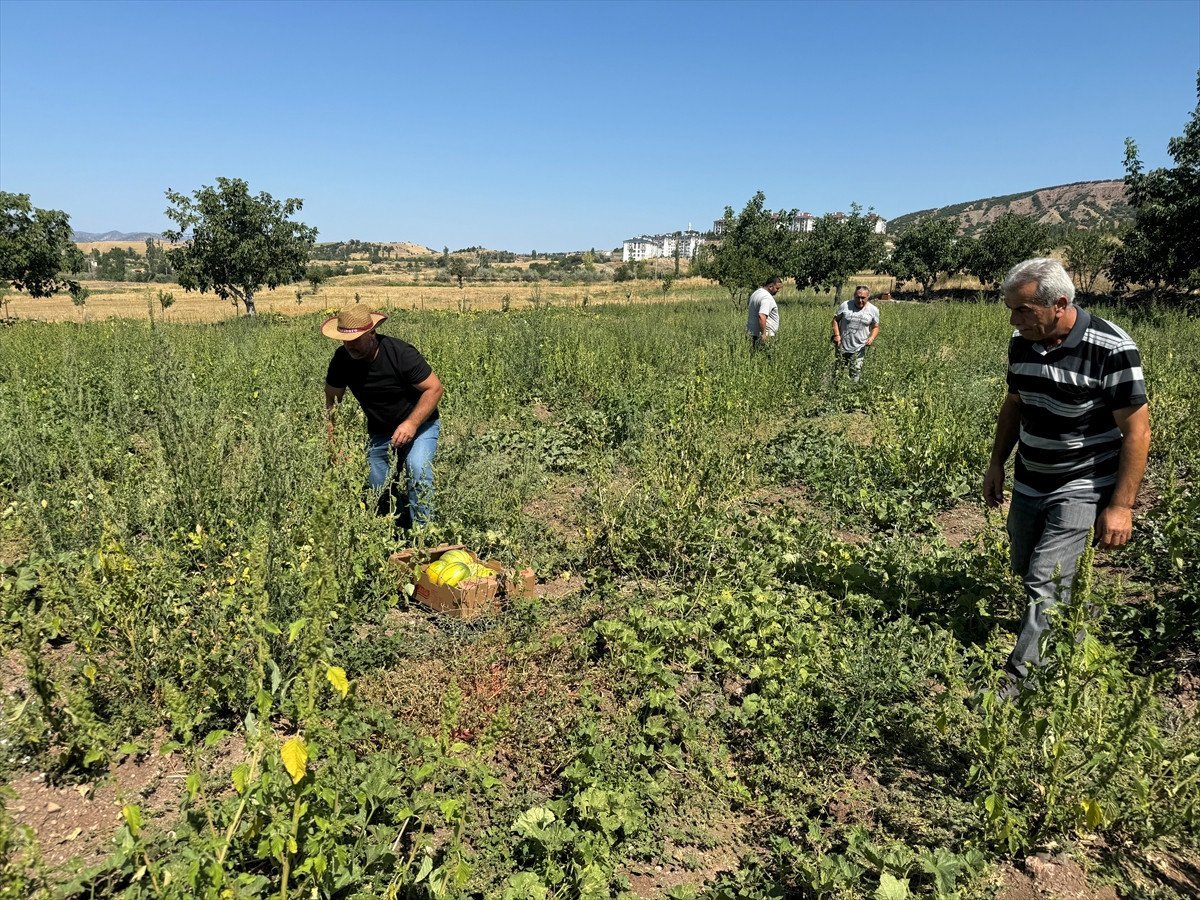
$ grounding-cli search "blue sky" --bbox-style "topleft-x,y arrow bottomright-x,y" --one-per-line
1,0 -> 1197,251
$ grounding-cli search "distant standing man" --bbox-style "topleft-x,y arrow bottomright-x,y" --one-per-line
984,258 -> 1149,691
323,306 -> 445,529
832,286 -> 880,382
747,275 -> 782,351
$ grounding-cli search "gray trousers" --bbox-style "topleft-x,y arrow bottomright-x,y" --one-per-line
1004,488 -> 1106,679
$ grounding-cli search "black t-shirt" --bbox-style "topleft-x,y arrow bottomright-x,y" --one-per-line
325,334 -> 439,437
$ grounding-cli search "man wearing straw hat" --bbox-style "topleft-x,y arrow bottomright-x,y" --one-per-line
323,306 -> 444,528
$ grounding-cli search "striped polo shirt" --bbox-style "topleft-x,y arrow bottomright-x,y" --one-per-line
1007,308 -> 1147,498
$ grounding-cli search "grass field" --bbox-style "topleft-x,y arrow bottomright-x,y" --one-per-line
1,288 -> 1196,898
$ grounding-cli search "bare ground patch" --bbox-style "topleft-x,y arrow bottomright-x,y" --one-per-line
997,853 -> 1119,900
622,812 -> 752,898
934,500 -> 994,548
523,479 -> 589,551
6,734 -> 187,871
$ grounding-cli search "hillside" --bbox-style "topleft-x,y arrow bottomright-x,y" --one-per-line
890,179 -> 1132,237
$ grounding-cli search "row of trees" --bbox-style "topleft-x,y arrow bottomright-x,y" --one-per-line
699,76 -> 1198,305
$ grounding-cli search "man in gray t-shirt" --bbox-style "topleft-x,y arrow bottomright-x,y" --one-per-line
832,285 -> 880,381
746,275 -> 782,352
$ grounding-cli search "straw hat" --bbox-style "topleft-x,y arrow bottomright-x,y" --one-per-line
320,306 -> 388,341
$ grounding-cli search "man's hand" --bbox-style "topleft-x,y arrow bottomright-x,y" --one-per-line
983,463 -> 1006,508
390,420 -> 418,448
1095,504 -> 1133,549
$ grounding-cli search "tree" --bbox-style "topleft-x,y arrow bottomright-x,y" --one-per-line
964,213 -> 1049,289
1108,73 -> 1199,294
700,192 -> 795,308
885,216 -> 962,298
143,237 -> 171,281
447,256 -> 474,288
0,192 -> 76,297
306,265 -> 327,294
1062,228 -> 1117,293
793,204 -> 884,301
97,247 -> 128,281
63,244 -> 87,276
162,177 -> 317,316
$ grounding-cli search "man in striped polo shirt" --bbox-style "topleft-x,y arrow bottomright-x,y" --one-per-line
983,258 -> 1150,691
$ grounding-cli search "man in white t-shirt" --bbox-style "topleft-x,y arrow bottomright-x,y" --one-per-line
746,275 -> 782,352
832,285 -> 880,382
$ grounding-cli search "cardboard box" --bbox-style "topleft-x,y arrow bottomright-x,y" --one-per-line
389,544 -> 533,620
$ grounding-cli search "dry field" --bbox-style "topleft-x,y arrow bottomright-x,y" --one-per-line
2,275 -> 728,323
74,240 -> 177,254
4,271 -> 909,324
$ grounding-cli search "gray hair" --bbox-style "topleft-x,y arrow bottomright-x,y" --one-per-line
1001,258 -> 1075,306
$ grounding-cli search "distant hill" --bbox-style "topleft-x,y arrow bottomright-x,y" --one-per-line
890,180 -> 1133,237
72,230 -> 162,242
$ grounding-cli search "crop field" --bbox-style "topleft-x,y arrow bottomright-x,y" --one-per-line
0,289 -> 1197,898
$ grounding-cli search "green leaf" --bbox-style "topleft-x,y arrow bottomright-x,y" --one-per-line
513,806 -> 556,839
232,763 -> 250,795
414,854 -> 433,882
875,872 -> 910,900
288,618 -> 308,644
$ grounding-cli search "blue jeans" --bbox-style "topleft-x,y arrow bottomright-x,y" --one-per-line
1005,487 -> 1106,679
367,419 -> 440,528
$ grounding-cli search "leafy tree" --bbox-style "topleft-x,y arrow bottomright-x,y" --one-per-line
964,213 -> 1049,288
447,256 -> 474,288
63,244 -> 87,276
886,217 -> 962,298
0,191 -> 76,296
306,265 -> 327,294
700,191 -> 795,307
1062,229 -> 1117,293
143,237 -> 171,281
1108,74 -> 1199,294
163,177 -> 317,316
97,247 -> 128,281
793,204 -> 885,301
68,284 -> 89,320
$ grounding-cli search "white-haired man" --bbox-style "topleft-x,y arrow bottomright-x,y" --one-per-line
983,258 -> 1149,693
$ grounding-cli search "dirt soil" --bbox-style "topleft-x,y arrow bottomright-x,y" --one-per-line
6,737 -> 187,870
934,500 -> 994,548
997,853 -> 1119,900
621,814 -> 750,898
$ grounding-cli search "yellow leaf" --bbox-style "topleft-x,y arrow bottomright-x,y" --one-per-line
122,803 -> 143,836
281,736 -> 308,785
326,666 -> 350,699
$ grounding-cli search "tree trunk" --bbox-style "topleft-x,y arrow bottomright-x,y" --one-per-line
244,289 -> 256,316
834,282 -> 844,302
